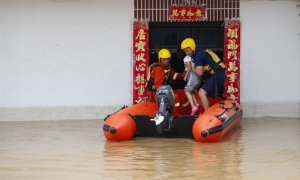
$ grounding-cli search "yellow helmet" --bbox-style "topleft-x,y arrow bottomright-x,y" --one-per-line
158,48 -> 171,60
181,38 -> 196,51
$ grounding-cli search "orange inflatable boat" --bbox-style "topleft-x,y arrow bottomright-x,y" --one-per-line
103,85 -> 243,142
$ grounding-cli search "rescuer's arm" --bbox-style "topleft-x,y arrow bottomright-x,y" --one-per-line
192,66 -> 203,77
169,68 -> 186,81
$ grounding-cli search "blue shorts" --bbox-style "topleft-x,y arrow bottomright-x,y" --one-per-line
201,71 -> 225,97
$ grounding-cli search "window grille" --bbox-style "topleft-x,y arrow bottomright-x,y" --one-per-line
134,0 -> 239,22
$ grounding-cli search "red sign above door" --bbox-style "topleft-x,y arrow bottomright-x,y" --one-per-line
169,5 -> 206,21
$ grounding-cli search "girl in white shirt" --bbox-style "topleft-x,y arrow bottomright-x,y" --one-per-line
183,55 -> 201,115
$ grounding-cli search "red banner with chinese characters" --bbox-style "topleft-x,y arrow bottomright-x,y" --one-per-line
133,21 -> 149,103
224,20 -> 241,103
169,5 -> 206,21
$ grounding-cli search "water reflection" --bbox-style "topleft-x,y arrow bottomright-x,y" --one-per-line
102,126 -> 243,179
192,126 -> 242,179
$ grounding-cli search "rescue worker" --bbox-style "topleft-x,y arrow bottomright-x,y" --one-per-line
146,48 -> 190,116
181,38 -> 226,110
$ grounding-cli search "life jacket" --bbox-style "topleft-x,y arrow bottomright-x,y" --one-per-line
146,62 -> 170,91
202,49 -> 226,97
203,49 -> 226,76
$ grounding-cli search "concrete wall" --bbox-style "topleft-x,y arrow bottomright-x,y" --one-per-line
0,0 -> 299,121
0,0 -> 134,120
240,0 -> 300,117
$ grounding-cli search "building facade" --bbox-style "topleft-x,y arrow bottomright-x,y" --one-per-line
0,0 -> 299,120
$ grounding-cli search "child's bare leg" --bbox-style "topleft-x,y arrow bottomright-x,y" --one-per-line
192,91 -> 199,106
185,91 -> 195,108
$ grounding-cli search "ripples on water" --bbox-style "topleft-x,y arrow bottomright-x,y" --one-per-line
0,117 -> 299,179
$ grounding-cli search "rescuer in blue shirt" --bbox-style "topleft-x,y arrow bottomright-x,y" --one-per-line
181,38 -> 226,110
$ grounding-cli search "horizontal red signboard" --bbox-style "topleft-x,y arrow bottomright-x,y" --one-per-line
169,5 -> 206,21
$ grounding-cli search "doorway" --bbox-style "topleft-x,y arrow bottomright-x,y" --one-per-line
149,21 -> 224,72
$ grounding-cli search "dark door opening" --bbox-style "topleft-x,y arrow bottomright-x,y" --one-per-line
149,21 -> 224,73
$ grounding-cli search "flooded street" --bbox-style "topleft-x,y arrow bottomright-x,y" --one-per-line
0,117 -> 299,179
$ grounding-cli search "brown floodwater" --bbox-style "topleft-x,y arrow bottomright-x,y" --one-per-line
0,117 -> 299,179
